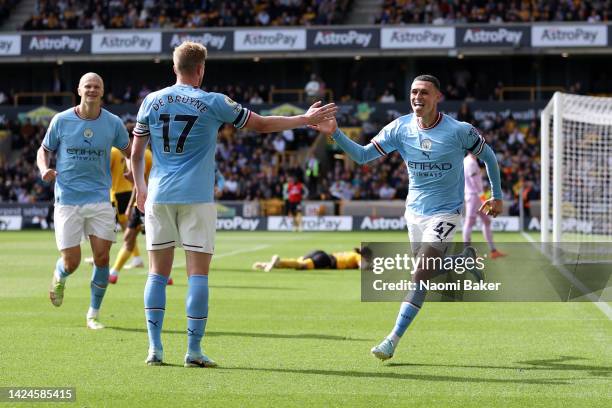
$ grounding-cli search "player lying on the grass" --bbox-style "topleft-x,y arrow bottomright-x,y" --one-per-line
463,152 -> 506,258
252,248 -> 362,272
37,72 -> 131,330
132,41 -> 337,368
310,74 -> 502,361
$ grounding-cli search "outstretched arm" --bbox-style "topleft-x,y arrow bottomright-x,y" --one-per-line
244,101 -> 337,133
476,144 -> 503,217
332,128 -> 388,165
312,118 -> 385,165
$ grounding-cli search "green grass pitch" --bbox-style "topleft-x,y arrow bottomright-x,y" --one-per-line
0,230 -> 610,407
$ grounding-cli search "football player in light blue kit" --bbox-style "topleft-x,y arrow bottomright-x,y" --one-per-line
36,72 -> 131,330
131,41 -> 337,367
312,75 -> 503,361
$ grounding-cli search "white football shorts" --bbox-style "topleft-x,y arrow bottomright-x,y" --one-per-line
405,209 -> 461,255
144,202 -> 216,254
54,202 -> 116,250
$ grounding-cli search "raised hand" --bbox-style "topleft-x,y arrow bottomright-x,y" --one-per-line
303,101 -> 338,126
308,117 -> 338,135
479,198 -> 503,218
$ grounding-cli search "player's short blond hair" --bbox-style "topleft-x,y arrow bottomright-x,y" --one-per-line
173,41 -> 207,75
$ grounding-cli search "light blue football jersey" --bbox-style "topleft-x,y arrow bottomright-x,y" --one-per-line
42,107 -> 129,206
372,113 -> 485,216
134,84 -> 250,204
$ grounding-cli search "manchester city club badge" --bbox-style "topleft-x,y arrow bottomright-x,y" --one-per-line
420,138 -> 432,150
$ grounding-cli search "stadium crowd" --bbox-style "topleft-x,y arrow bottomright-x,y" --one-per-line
20,0 -> 610,30
23,0 -> 351,30
1,106 -> 539,206
0,0 -> 18,25
0,76 -> 492,108
0,119 -> 53,203
377,0 -> 611,24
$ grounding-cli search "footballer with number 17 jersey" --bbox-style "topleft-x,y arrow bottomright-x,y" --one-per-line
133,84 -> 250,205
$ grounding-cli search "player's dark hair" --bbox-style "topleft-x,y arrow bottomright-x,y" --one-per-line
413,74 -> 441,90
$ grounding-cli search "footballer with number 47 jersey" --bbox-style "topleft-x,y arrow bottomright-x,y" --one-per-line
371,110 -> 492,216
310,74 -> 503,363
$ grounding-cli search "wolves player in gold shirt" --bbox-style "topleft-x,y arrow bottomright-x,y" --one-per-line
111,144 -> 145,268
253,249 -> 362,272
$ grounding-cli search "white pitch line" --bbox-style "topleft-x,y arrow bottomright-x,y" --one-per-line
521,231 -> 612,320
135,244 -> 272,272
213,244 -> 271,259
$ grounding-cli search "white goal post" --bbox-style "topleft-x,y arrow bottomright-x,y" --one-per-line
541,92 -> 612,243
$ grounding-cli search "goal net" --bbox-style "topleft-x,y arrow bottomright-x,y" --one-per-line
541,93 -> 612,247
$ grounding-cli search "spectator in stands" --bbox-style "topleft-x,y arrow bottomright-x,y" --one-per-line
457,102 -> 475,125
378,182 -> 396,199
272,134 -> 286,153
507,126 -> 525,147
344,80 -> 361,102
23,0 -> 351,30
304,74 -> 326,104
249,91 -> 264,105
122,86 -> 135,103
376,0 -> 607,25
330,178 -> 354,201
305,153 -> 320,199
282,129 -> 295,150
137,84 -> 151,104
379,89 -> 396,103
223,174 -> 239,199
362,81 -> 377,102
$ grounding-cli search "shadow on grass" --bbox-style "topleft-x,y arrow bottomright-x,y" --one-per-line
207,267 -> 265,273
168,283 -> 300,290
213,285 -> 300,290
153,362 -> 183,368
107,326 -> 371,342
387,356 -> 610,378
220,366 -> 569,385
